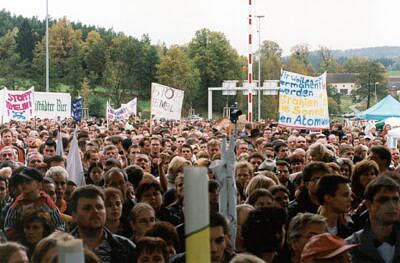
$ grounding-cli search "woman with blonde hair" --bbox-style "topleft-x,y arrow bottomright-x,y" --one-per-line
257,170 -> 281,185
307,143 -> 335,163
167,156 -> 191,189
245,175 -> 276,198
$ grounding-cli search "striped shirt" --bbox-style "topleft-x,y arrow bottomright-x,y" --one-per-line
4,191 -> 65,239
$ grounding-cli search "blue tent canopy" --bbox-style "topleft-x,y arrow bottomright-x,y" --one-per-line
356,95 -> 400,120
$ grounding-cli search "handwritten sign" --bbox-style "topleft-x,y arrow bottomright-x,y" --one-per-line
278,70 -> 329,129
151,83 -> 184,120
5,87 -> 34,121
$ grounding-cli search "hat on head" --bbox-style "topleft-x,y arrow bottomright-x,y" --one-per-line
17,167 -> 43,183
301,233 -> 358,263
258,159 -> 276,171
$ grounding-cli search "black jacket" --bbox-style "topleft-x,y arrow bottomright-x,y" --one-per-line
346,224 -> 400,263
71,227 -> 136,263
288,189 -> 319,220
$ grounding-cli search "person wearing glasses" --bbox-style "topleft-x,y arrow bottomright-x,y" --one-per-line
346,176 -> 400,263
288,162 -> 332,220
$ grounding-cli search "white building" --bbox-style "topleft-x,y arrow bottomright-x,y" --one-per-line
327,73 -> 358,95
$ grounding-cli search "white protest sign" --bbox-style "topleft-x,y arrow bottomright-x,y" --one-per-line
121,98 -> 137,115
278,70 -> 329,130
34,92 -> 71,119
151,83 -> 184,120
107,104 -> 128,121
4,87 -> 34,122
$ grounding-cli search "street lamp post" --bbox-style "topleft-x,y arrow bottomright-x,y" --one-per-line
256,15 -> 264,122
367,73 -> 371,108
45,0 -> 49,92
374,82 -> 379,104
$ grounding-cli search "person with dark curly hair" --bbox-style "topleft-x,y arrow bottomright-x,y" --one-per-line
18,208 -> 55,258
242,207 -> 287,262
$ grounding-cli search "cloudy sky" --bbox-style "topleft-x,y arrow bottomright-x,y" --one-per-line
2,0 -> 399,55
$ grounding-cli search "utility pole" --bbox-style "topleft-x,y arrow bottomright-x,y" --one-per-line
256,15 -> 264,122
45,0 -> 49,92
367,73 -> 371,108
374,81 -> 379,104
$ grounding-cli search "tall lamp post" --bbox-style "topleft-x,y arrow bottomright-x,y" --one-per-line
374,81 -> 379,104
256,15 -> 264,122
45,0 -> 49,92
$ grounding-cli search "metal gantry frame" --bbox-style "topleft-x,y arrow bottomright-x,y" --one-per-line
208,80 -> 279,120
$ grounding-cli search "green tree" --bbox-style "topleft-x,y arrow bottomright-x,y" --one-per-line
80,77 -> 90,110
16,19 -> 35,63
318,47 -> 343,73
83,30 -> 107,86
343,56 -> 368,73
328,97 -> 340,115
251,40 -> 282,119
352,60 -> 388,107
0,27 -> 23,88
285,44 -> 314,75
187,28 -> 242,111
156,45 -> 200,109
327,84 -> 341,113
101,33 -> 159,105
32,17 -> 83,90
103,34 -> 138,104
64,39 -> 85,95
136,35 -> 159,99
253,40 -> 282,81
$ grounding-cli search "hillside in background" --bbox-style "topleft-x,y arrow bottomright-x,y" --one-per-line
308,46 -> 400,71
330,46 -> 400,59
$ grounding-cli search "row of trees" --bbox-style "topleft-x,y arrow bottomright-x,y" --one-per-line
0,10 -> 389,117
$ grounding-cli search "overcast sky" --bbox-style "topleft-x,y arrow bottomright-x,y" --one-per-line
2,0 -> 399,55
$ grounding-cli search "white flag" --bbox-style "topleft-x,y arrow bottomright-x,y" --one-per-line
122,98 -> 137,115
56,128 -> 64,157
67,128 -> 85,186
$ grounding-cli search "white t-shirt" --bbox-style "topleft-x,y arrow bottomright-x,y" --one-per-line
377,242 -> 395,263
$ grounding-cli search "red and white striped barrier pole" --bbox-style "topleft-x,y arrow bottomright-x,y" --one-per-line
247,0 -> 253,124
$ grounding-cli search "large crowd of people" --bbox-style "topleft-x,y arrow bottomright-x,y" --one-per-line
0,117 -> 399,263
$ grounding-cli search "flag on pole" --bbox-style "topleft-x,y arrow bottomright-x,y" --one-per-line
67,128 -> 85,186
72,97 -> 83,122
56,127 -> 64,157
